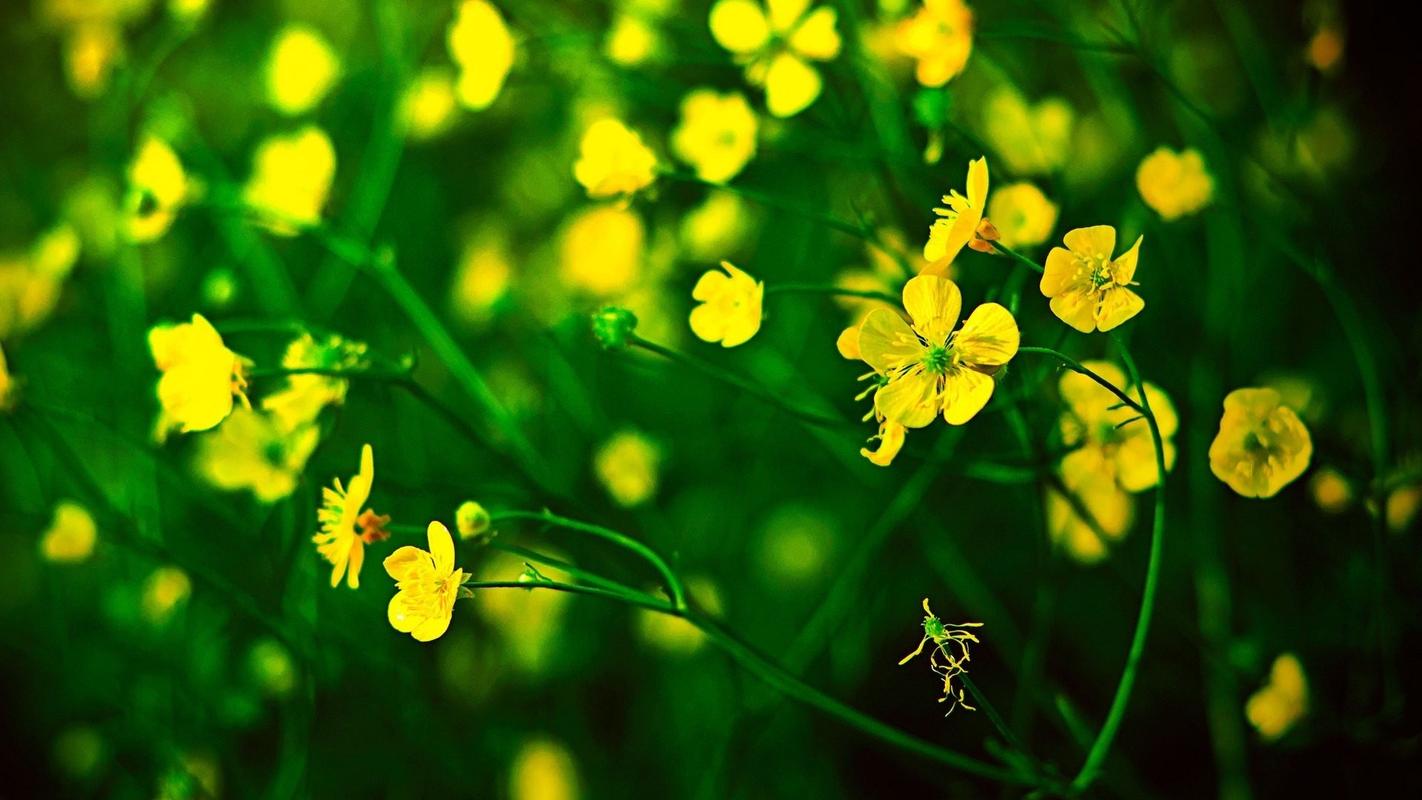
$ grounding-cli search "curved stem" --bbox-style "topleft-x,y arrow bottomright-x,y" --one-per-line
1017,347 -> 1145,416
986,241 -> 1046,274
765,283 -> 900,304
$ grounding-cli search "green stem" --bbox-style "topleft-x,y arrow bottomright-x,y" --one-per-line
1017,347 -> 1145,415
765,283 -> 900,304
987,241 -> 1046,274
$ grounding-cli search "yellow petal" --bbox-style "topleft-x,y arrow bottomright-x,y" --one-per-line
965,156 -> 989,208
857,308 -> 921,375
1063,225 -> 1116,260
835,325 -> 861,360
346,539 -> 364,589
901,274 -> 961,343
1049,290 -> 1098,333
327,543 -> 349,588
1141,382 -> 1178,438
427,521 -> 456,576
788,7 -> 840,61
860,420 -> 906,466
763,53 -> 821,118
689,302 -> 729,343
384,545 -> 430,581
1040,246 -> 1085,297
388,592 -> 418,633
1110,235 -> 1144,284
1095,286 -> 1144,331
875,368 -> 939,428
940,367 -> 993,425
691,268 -> 729,301
709,0 -> 770,54
412,611 -> 453,642
954,302 -> 1018,367
766,0 -> 810,31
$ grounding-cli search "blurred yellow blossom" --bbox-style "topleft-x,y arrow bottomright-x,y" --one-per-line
1136,147 -> 1214,221
594,430 -> 661,507
1306,25 -> 1344,73
40,0 -> 153,99
679,192 -> 754,261
670,89 -> 758,183
573,118 -> 658,199
315,444 -> 390,589
689,261 -> 764,347
1040,225 -> 1145,333
242,126 -> 337,234
0,345 -> 15,411
1387,483 -> 1422,533
142,566 -> 191,623
708,0 -> 842,118
639,576 -> 721,655
193,407 -> 319,502
265,24 -> 341,115
606,13 -> 661,66
510,738 -> 581,800
895,0 -> 973,87
148,313 -> 250,440
1047,469 -> 1134,564
982,88 -> 1073,175
1309,467 -> 1352,513
125,136 -> 190,242
455,501 -> 491,539
755,504 -> 834,583
922,156 -> 988,274
1246,653 -> 1308,740
260,333 -> 365,431
248,638 -> 296,697
449,0 -> 515,110
451,227 -> 514,324
1209,388 -> 1313,498
0,224 -> 81,339
475,549 -> 572,670
400,67 -> 459,141
40,501 -> 98,563
560,205 -> 645,296
386,521 -> 468,642
986,182 -> 1057,249
168,0 -> 209,23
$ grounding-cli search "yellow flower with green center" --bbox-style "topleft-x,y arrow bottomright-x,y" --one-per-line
573,118 -> 658,200
314,444 -> 390,589
1209,387 -> 1313,498
894,0 -> 973,88
670,88 -> 758,184
1136,146 -> 1214,221
689,261 -> 764,347
1040,225 -> 1144,333
448,0 -> 515,110
986,181 -> 1058,249
385,521 -> 469,642
1246,653 -> 1308,740
708,0 -> 842,118
148,313 -> 251,441
922,156 -> 988,274
855,274 -> 1018,428
193,407 -> 319,502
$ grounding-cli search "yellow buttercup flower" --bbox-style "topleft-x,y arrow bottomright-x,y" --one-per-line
689,261 -> 764,347
193,407 -> 319,502
680,192 -> 755,261
385,521 -> 469,642
981,88 -> 1074,176
242,126 -> 337,235
1040,225 -> 1145,333
606,13 -> 660,66
260,333 -> 365,432
314,443 -> 390,589
986,182 -> 1057,249
1209,387 -> 1313,498
1246,653 -> 1308,741
265,24 -> 340,115
142,566 -> 192,623
573,118 -> 658,199
1136,146 -> 1214,221
0,224 -> 81,339
148,313 -> 250,440
455,500 -> 491,539
855,274 -> 1018,428
510,738 -> 581,800
670,89 -> 758,184
922,156 -> 988,274
125,136 -> 189,242
895,0 -> 973,87
400,67 -> 458,141
448,0 -> 515,110
39,501 -> 98,563
0,344 -> 15,411
708,0 -> 842,118
1046,467 -> 1134,564
560,205 -> 645,297
594,430 -> 661,507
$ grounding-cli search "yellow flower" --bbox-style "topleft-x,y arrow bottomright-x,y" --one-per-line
510,738 -> 581,800
125,136 -> 189,242
314,443 -> 390,589
606,13 -> 660,66
560,205 -> 645,297
0,344 -> 15,411
1246,653 -> 1308,741
1386,483 -> 1422,533
193,407 -> 319,502
448,0 -> 515,110
455,501 -> 491,539
894,0 -> 973,87
385,521 -> 468,642
265,24 -> 340,115
1309,467 -> 1353,513
0,224 -> 81,339
689,261 -> 764,347
708,0 -> 842,118
1209,387 -> 1313,498
260,333 -> 365,432
922,156 -> 988,274
148,313 -> 250,440
986,182 -> 1058,249
451,226 -> 513,324
1136,146 -> 1214,221
400,67 -> 458,141
142,566 -> 192,623
855,274 -> 1018,427
573,118 -> 658,200
1040,225 -> 1145,333
1046,470 -> 1134,564
981,88 -> 1073,175
594,430 -> 661,507
242,126 -> 337,235
39,501 -> 97,563
670,89 -> 758,184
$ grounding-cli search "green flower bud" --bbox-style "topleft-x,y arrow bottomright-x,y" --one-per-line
591,306 -> 638,350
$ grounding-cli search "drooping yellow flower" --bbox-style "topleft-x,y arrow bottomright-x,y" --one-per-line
1246,653 -> 1308,741
125,136 -> 189,242
1040,225 -> 1145,333
895,0 -> 973,87
560,205 -> 645,297
193,407 -> 319,502
981,88 -> 1074,176
510,738 -> 581,800
314,444 -> 390,589
689,261 -> 764,347
708,0 -> 842,118
573,118 -> 658,199
594,430 -> 660,507
986,182 -> 1058,249
400,67 -> 459,141
855,274 -> 1018,428
0,344 -> 15,411
1209,387 -> 1313,498
897,598 -> 983,712
922,156 -> 988,274
265,24 -> 340,115
0,224 -> 81,339
242,126 -> 337,235
860,419 -> 907,466
148,313 -> 250,440
448,0 -> 515,110
1136,146 -> 1214,221
142,566 -> 192,623
455,500 -> 491,540
385,521 -> 469,642
39,501 -> 98,563
260,333 -> 365,432
670,89 -> 759,184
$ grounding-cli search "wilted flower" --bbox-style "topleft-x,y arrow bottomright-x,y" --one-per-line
385,521 -> 469,642
1040,225 -> 1145,333
689,261 -> 763,347
708,0 -> 842,118
573,118 -> 658,199
898,598 -> 983,712
314,444 -> 390,589
670,89 -> 758,184
1136,147 -> 1214,220
895,0 -> 973,87
1209,387 -> 1313,498
148,313 -> 250,440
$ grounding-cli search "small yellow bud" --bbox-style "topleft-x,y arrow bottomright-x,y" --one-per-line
455,501 -> 492,540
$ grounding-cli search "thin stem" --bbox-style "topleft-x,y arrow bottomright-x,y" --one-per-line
1017,347 -> 1145,415
765,283 -> 900,304
987,241 -> 1046,274
959,673 -> 1033,764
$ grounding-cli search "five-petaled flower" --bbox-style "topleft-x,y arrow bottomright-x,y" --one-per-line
922,156 -> 989,274
708,0 -> 842,118
1040,225 -> 1144,333
385,521 -> 469,642
148,313 -> 250,441
314,443 -> 390,588
689,261 -> 764,347
1136,146 -> 1214,221
1209,387 -> 1313,498
895,0 -> 974,88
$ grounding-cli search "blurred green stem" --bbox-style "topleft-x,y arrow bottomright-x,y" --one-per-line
1017,347 -> 1145,416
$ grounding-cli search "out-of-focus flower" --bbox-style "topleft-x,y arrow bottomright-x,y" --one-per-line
671,89 -> 758,184
0,224 -> 82,339
1386,483 -> 1422,533
265,24 -> 340,115
148,314 -> 250,440
448,0 -> 515,110
981,88 -> 1073,175
680,192 -> 754,261
895,0 -> 973,87
1246,653 -> 1308,740
560,205 -> 645,296
1040,225 -> 1144,333
53,726 -> 106,780
708,0 -> 842,118
1306,24 -> 1344,73
689,261 -> 763,347
639,576 -> 721,655
986,182 -> 1057,249
386,522 -> 468,642
573,118 -> 658,199
39,0 -> 153,99
594,430 -> 660,507
1046,466 -> 1134,564
755,504 -> 834,583
455,501 -> 491,539
475,549 -> 572,670
125,136 -> 190,242
922,156 -> 988,273
168,0 -> 209,23
510,738 -> 581,800
1309,467 -> 1353,513
451,227 -> 513,325
248,638 -> 296,697
400,68 -> 459,141
142,566 -> 191,623
1136,147 -> 1214,221
606,12 -> 661,66
315,444 -> 390,589
242,126 -> 337,235
193,407 -> 319,502
157,751 -> 220,800
260,333 -> 366,431
1209,388 -> 1313,498
40,501 -> 98,563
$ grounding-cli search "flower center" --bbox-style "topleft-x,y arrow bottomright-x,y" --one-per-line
1243,430 -> 1269,454
923,344 -> 955,375
1088,255 -> 1113,290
